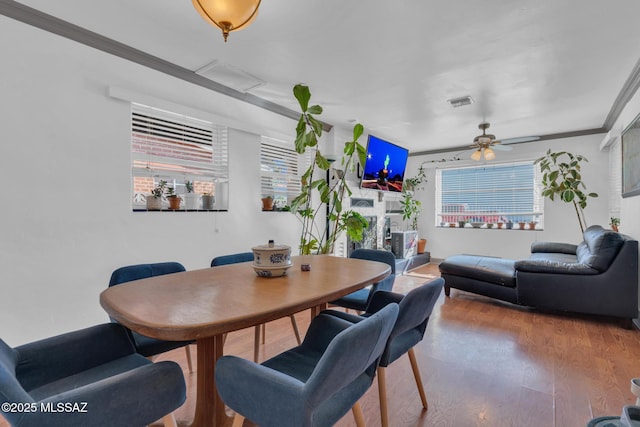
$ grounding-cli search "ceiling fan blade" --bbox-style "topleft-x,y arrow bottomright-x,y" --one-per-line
491,144 -> 512,151
498,136 -> 540,145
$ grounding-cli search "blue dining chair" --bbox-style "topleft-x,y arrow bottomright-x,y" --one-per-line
323,277 -> 444,427
331,248 -> 397,312
109,262 -> 194,373
211,252 -> 301,362
0,323 -> 186,427
215,303 -> 399,427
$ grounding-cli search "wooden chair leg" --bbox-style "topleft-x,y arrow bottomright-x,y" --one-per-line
162,413 -> 178,427
289,315 -> 302,345
253,325 -> 261,362
232,413 -> 245,427
185,345 -> 194,373
261,323 -> 266,344
408,348 -> 428,410
352,402 -> 365,427
377,366 -> 389,427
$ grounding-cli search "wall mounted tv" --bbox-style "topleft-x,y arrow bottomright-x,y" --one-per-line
360,134 -> 409,192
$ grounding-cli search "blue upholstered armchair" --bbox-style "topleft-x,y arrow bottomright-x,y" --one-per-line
215,304 -> 399,427
331,249 -> 397,312
211,252 -> 302,362
324,277 -> 444,427
109,262 -> 195,372
0,323 -> 186,427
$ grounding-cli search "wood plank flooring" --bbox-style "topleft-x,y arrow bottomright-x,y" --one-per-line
3,263 -> 640,426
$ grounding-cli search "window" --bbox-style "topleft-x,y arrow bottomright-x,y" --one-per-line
131,103 -> 229,210
260,136 -> 312,208
435,162 -> 543,226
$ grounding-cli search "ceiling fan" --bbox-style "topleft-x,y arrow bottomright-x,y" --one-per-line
470,122 -> 539,161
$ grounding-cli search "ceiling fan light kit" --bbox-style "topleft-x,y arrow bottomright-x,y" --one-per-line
192,0 -> 261,42
469,122 -> 513,161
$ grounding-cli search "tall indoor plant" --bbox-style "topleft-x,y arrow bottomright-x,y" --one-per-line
534,149 -> 598,233
401,164 -> 427,252
290,84 -> 368,255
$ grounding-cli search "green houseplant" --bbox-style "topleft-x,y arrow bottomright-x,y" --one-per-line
610,217 -> 620,232
290,84 -> 368,255
400,165 -> 427,252
146,180 -> 167,210
183,180 -> 200,210
166,185 -> 181,210
534,150 -> 598,233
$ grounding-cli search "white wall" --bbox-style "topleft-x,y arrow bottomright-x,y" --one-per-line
0,17 -> 304,345
406,133 -> 611,260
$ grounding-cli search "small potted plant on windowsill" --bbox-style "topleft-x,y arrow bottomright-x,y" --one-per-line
202,192 -> 215,210
146,180 -> 167,211
458,219 -> 467,228
610,217 -> 620,232
261,196 -> 274,211
183,180 -> 200,210
166,186 -> 181,210
505,220 -> 513,229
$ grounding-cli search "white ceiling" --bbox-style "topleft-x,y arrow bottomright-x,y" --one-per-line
8,0 -> 640,154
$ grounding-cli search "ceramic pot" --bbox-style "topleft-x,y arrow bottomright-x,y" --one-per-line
184,193 -> 200,210
146,196 -> 162,211
202,194 -> 215,210
417,239 -> 427,254
168,196 -> 181,210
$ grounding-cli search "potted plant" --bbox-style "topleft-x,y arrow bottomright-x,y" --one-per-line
610,217 -> 620,232
183,180 -> 200,210
403,165 -> 428,251
261,196 -> 274,211
518,221 -> 527,230
146,180 -> 167,211
486,223 -> 494,229
505,220 -> 513,229
290,84 -> 368,255
528,220 -> 537,230
458,219 -> 467,228
535,150 -> 598,233
496,221 -> 504,229
166,186 -> 181,210
202,192 -> 215,210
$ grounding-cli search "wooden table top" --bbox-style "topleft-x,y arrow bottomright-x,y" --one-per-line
100,255 -> 391,341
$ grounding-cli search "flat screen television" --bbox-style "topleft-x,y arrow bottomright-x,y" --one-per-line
360,134 -> 409,192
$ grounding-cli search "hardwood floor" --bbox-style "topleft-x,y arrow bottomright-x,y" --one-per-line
3,263 -> 640,426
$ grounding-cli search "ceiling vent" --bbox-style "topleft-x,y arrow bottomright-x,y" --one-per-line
196,60 -> 265,93
447,95 -> 474,108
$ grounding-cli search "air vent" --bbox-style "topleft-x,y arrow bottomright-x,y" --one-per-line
196,60 -> 265,93
447,96 -> 475,108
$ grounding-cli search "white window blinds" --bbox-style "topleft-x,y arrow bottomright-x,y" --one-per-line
131,103 -> 229,210
131,103 -> 228,180
260,137 -> 312,205
435,162 -> 543,225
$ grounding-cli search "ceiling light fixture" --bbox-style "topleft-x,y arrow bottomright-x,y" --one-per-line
192,0 -> 261,42
471,147 -> 495,161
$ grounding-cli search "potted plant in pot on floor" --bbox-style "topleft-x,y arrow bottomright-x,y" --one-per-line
402,165 -> 428,252
289,84 -> 368,255
146,180 -> 167,211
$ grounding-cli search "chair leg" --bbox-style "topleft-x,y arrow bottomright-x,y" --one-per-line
185,345 -> 194,374
352,402 -> 365,427
289,315 -> 302,345
253,325 -> 261,362
232,413 -> 245,427
162,413 -> 178,427
377,366 -> 389,427
261,323 -> 266,344
408,348 -> 428,410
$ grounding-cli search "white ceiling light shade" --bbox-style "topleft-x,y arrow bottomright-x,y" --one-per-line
470,147 -> 496,161
192,0 -> 261,42
483,147 -> 496,161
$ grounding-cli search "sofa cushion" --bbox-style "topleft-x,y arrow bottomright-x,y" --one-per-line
439,255 -> 516,287
530,241 -> 578,255
529,252 -> 577,263
576,225 -> 624,272
515,259 -> 599,274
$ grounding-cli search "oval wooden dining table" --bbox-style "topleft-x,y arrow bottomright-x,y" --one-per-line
100,254 -> 391,427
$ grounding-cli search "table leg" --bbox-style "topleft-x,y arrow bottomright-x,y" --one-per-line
310,303 -> 328,319
191,335 -> 229,427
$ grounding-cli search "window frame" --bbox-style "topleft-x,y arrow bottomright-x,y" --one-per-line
435,161 -> 544,228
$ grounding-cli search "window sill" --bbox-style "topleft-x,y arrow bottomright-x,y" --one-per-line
133,209 -> 228,212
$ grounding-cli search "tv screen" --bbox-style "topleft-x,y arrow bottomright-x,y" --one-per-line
360,135 -> 409,192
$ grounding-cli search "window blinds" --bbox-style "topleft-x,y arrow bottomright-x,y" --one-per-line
131,103 -> 228,181
436,162 -> 543,224
260,137 -> 313,203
